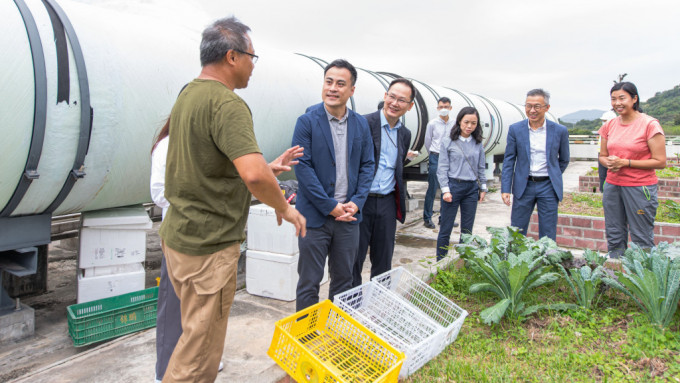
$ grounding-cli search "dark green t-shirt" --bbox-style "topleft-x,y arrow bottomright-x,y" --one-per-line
159,79 -> 261,255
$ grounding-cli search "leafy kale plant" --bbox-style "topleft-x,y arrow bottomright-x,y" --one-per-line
602,242 -> 680,329
558,264 -> 606,310
458,227 -> 576,325
458,226 -> 573,266
583,248 -> 608,268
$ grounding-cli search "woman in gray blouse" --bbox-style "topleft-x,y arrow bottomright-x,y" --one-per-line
436,106 -> 487,260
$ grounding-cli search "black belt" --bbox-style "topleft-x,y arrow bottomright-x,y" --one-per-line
528,176 -> 550,182
368,192 -> 394,198
450,178 -> 475,183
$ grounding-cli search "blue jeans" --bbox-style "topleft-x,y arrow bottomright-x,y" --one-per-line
424,153 -> 439,222
436,178 -> 479,260
511,179 -> 559,240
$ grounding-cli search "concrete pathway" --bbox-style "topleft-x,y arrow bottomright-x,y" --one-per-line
2,161 -> 595,383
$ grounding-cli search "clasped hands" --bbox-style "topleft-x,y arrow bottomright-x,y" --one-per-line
600,155 -> 626,172
330,201 -> 359,222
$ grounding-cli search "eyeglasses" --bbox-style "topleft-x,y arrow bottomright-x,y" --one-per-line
386,93 -> 411,106
525,104 -> 546,111
234,49 -> 258,64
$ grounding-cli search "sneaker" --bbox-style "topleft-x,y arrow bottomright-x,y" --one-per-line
218,361 -> 224,372
423,220 -> 435,229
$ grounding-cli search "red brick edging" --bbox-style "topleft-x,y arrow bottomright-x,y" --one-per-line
526,212 -> 680,251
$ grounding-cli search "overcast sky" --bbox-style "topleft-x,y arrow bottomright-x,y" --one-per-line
196,0 -> 680,118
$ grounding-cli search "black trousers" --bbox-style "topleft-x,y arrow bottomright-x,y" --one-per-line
352,194 -> 397,287
296,217 -> 359,311
155,252 -> 181,380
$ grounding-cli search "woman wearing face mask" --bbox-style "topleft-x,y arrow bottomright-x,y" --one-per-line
435,107 -> 487,260
599,82 -> 666,258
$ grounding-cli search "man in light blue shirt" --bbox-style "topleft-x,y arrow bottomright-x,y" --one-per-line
370,111 -> 400,193
353,78 -> 415,286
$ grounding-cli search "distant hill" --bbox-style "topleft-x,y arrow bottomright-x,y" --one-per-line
641,85 -> 680,126
560,109 -> 606,123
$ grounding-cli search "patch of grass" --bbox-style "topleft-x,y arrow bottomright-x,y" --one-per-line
559,192 -> 680,224
656,166 -> 680,179
406,265 -> 680,382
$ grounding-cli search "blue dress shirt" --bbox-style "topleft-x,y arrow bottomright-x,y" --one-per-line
369,110 -> 400,194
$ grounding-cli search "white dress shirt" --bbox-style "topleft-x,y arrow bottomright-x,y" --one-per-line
528,120 -> 549,177
424,117 -> 454,154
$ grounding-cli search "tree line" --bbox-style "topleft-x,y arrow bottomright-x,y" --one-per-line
561,84 -> 680,136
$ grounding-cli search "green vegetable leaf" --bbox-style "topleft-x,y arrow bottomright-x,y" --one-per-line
480,299 -> 511,325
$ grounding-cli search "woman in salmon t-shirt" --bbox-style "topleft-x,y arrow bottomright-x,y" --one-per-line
599,82 -> 666,258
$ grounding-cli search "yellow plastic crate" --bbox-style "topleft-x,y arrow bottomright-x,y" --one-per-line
268,300 -> 404,383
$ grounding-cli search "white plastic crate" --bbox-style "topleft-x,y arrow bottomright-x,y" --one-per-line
372,267 -> 468,353
245,250 -> 328,301
247,204 -> 298,255
334,281 -> 442,378
77,262 -> 145,303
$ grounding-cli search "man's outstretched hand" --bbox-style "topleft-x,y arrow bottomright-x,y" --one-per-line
269,145 -> 304,176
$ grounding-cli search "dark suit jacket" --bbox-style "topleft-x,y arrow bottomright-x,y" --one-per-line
292,103 -> 375,228
363,110 -> 411,223
501,119 -> 570,200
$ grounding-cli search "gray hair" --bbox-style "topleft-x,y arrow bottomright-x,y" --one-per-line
526,88 -> 550,105
200,17 -> 251,67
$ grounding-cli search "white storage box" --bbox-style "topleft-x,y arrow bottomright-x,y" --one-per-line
373,267 -> 468,353
247,204 -> 298,255
246,250 -> 328,301
82,263 -> 144,278
79,205 -> 152,268
334,281 -> 442,378
77,262 -> 145,303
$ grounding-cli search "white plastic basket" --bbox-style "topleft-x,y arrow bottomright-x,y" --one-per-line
372,267 -> 468,353
334,281 -> 442,378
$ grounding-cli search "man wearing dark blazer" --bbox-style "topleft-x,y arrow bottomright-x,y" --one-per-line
501,89 -> 570,240
292,59 -> 375,311
352,78 -> 415,287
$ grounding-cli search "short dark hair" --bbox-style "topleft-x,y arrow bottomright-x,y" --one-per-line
388,78 -> 416,102
611,82 -> 643,112
324,59 -> 357,86
200,17 -> 251,67
526,89 -> 550,105
438,97 -> 451,105
377,101 -> 385,110
450,106 -> 483,144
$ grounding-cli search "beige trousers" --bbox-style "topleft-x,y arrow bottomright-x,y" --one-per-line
161,241 -> 240,383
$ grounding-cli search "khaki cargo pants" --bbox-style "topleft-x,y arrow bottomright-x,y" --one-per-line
161,241 -> 240,383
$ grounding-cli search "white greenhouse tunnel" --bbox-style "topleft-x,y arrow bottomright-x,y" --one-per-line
1,0 -> 556,252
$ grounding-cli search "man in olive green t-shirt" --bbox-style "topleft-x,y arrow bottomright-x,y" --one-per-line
158,17 -> 306,382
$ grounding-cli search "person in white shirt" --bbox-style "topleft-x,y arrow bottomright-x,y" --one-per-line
423,97 -> 458,229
